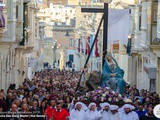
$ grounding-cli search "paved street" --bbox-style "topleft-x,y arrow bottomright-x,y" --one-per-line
0,0 -> 160,120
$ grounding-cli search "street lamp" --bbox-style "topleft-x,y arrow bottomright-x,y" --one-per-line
52,40 -> 57,66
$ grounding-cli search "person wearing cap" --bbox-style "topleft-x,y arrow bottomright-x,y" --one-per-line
85,102 -> 102,120
70,102 -> 87,120
109,105 -> 121,120
100,102 -> 111,120
119,104 -> 139,120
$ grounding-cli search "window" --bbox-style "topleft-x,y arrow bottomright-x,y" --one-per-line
69,38 -> 73,46
69,55 -> 74,62
16,5 -> 18,19
153,1 -> 158,23
139,6 -> 142,31
150,79 -> 156,92
139,14 -> 141,31
7,0 -> 11,19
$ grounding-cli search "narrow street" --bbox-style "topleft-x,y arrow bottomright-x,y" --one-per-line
0,0 -> 160,120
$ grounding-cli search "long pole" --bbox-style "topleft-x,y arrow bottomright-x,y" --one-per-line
75,14 -> 104,92
102,3 -> 108,66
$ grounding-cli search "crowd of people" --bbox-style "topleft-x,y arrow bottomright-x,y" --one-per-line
0,69 -> 159,120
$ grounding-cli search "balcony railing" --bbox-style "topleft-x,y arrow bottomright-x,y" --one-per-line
52,25 -> 75,31
24,0 -> 31,3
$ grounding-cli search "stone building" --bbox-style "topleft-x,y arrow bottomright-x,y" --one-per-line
0,0 -> 44,91
128,0 -> 160,94
52,26 -> 76,70
38,3 -> 77,70
0,0 -> 24,91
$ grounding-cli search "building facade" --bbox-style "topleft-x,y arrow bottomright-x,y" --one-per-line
38,3 -> 77,70
128,0 -> 160,94
0,0 -> 44,91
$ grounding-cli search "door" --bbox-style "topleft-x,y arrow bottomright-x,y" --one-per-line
69,55 -> 74,62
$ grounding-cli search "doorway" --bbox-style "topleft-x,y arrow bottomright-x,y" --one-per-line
69,54 -> 74,62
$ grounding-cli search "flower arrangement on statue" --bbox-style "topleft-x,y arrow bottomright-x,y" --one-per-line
79,87 -> 124,104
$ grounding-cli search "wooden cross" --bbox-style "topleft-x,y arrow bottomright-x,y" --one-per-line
82,3 -> 108,68
75,3 -> 109,92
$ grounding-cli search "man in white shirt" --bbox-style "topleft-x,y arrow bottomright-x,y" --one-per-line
85,102 -> 102,120
70,102 -> 87,120
109,105 -> 121,120
119,104 -> 139,120
100,102 -> 111,120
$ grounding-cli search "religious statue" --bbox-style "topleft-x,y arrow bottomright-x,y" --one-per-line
60,51 -> 64,60
60,50 -> 65,70
102,54 -> 126,94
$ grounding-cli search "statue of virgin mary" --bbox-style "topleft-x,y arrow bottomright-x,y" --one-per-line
102,54 -> 126,94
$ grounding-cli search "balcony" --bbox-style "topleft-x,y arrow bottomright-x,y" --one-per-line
150,37 -> 160,49
16,20 -> 23,42
121,0 -> 138,5
120,0 -> 139,8
52,25 -> 75,31
16,45 -> 34,54
24,0 -> 31,3
0,28 -> 5,42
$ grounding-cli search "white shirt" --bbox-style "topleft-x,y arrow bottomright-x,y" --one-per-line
100,110 -> 111,120
108,112 -> 121,120
70,109 -> 86,120
120,111 -> 139,120
85,109 -> 102,120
